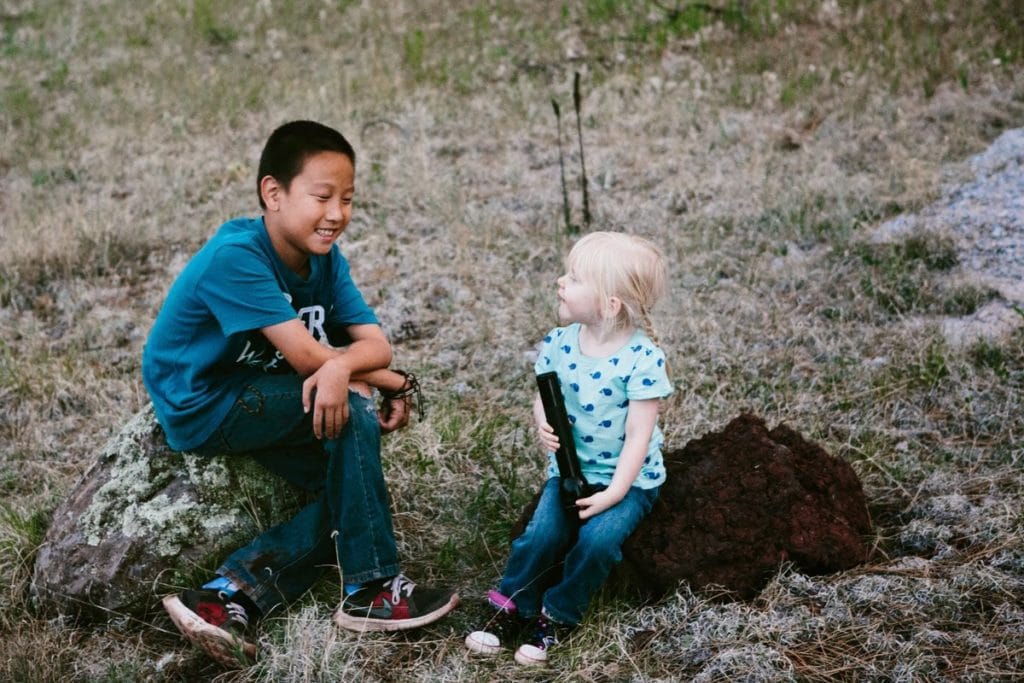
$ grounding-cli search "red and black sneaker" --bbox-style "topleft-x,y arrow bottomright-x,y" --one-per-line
163,589 -> 257,667
333,574 -> 459,632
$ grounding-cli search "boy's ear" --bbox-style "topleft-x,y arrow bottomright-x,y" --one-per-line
260,175 -> 282,211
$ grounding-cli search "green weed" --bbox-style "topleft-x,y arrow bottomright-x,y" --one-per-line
877,338 -> 951,391
855,234 -> 964,315
941,283 -> 996,316
191,0 -> 237,46
780,71 -> 823,106
0,504 -> 49,626
2,83 -> 41,128
403,29 -> 426,77
968,336 -> 1021,380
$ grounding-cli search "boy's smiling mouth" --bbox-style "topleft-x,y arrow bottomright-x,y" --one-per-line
315,228 -> 338,238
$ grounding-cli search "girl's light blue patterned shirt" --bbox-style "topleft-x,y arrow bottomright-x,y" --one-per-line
534,324 -> 673,489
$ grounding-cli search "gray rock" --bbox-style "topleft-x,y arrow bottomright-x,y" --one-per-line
872,128 -> 1024,344
31,404 -> 303,619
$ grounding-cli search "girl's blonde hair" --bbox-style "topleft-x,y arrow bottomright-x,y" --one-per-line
565,231 -> 667,344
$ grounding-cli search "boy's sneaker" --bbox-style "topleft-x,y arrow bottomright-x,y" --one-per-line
465,590 -> 525,655
514,611 -> 573,666
334,574 -> 459,632
163,589 -> 257,667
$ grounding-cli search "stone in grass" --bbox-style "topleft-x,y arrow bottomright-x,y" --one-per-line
31,404 -> 303,620
513,414 -> 872,600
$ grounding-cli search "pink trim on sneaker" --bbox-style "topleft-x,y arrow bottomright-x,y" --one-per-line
487,590 -> 516,613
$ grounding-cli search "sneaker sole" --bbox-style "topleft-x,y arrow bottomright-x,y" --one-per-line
464,631 -> 501,655
163,594 -> 257,667
514,644 -> 547,666
334,592 -> 460,632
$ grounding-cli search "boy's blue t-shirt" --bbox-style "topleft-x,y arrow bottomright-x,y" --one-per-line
142,216 -> 378,451
533,323 -> 673,489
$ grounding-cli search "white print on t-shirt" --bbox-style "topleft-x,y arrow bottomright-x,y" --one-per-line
235,340 -> 285,370
234,301 -> 328,371
297,305 -> 327,340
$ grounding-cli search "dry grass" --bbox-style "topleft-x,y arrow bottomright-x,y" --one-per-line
2,0 -> 1024,680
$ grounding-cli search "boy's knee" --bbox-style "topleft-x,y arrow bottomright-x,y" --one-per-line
349,381 -> 372,399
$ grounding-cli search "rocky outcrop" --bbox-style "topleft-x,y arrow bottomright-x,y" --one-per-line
31,405 -> 302,619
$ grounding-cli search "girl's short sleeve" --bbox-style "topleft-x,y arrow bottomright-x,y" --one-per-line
533,327 -> 564,375
626,343 -> 673,400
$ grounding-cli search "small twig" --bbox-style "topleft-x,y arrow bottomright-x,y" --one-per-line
359,118 -> 408,137
552,99 -> 574,235
572,72 -> 591,229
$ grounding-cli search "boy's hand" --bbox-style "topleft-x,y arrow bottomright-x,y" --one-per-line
575,488 -> 623,520
302,358 -> 352,439
378,395 -> 410,433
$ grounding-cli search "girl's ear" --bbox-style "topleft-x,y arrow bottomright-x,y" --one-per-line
260,175 -> 282,211
605,296 -> 623,321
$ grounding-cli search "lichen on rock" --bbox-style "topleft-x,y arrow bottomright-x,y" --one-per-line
31,404 -> 303,618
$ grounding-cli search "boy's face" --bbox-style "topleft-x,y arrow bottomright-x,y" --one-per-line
262,151 -> 355,274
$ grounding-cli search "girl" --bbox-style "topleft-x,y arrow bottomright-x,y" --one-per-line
466,231 -> 672,665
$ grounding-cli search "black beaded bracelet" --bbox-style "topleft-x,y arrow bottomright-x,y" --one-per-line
380,370 -> 424,418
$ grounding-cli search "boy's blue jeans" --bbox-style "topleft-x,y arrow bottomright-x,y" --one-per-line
498,477 -> 658,626
191,374 -> 400,616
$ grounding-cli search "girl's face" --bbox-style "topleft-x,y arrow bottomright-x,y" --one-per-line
557,268 -> 604,326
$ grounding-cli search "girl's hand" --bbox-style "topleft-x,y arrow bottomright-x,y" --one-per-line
533,393 -> 560,453
302,358 -> 352,439
576,488 -> 623,520
536,420 -> 560,453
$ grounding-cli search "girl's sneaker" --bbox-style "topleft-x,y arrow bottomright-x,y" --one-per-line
163,589 -> 258,667
514,611 -> 572,666
464,590 -> 524,655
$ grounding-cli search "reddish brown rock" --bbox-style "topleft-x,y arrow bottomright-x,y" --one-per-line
514,414 -> 872,600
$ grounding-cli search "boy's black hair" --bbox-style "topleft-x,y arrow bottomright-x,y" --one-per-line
257,120 -> 356,209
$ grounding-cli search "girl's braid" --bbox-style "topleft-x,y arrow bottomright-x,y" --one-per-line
639,309 -> 671,378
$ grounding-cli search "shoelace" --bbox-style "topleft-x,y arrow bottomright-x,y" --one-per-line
385,573 -> 416,603
217,591 -> 250,627
534,615 -> 557,649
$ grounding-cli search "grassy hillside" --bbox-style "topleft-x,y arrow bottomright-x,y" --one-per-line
2,1 -> 1023,680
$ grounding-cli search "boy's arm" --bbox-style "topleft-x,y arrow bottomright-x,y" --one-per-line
576,398 -> 660,520
262,320 -> 392,439
262,320 -> 392,377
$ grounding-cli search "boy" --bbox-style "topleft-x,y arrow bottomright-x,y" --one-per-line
143,120 -> 458,666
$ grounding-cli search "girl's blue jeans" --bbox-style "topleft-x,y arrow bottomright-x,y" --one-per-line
498,477 -> 658,626
191,374 -> 400,616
